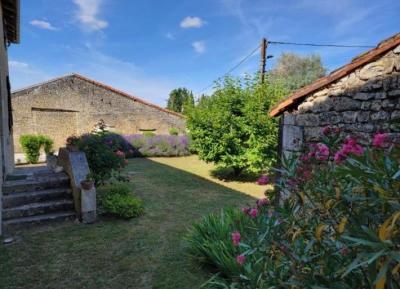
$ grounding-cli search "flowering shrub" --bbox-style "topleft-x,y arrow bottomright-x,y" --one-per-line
187,128 -> 400,289
75,130 -> 127,185
123,134 -> 191,157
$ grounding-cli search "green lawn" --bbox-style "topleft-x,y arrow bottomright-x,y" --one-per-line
0,157 -> 265,289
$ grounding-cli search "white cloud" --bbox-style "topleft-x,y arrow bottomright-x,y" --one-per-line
73,0 -> 108,31
30,19 -> 57,31
180,16 -> 204,29
192,41 -> 206,54
165,32 -> 175,40
8,60 -> 51,91
9,60 -> 29,69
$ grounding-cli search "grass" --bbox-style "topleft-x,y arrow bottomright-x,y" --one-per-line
0,157 -> 268,289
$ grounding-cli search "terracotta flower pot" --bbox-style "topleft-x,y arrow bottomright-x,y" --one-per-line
81,180 -> 94,190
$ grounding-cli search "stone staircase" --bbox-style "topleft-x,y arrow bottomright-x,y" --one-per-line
2,166 -> 76,232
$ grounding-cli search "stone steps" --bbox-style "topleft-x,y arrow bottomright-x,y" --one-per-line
3,199 -> 74,220
2,169 -> 75,231
3,211 -> 76,228
3,172 -> 70,195
3,187 -> 72,208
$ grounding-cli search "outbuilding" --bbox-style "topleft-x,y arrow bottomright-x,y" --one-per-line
270,33 -> 400,157
12,73 -> 186,157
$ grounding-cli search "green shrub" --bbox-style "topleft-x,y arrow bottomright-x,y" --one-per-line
39,135 -> 54,154
19,134 -> 54,163
98,182 -> 144,219
20,135 -> 42,164
169,127 -> 179,136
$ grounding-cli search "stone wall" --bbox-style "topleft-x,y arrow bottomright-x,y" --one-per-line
12,75 -> 186,153
281,45 -> 400,156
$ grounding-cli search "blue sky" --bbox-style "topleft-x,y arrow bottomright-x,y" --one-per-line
9,0 -> 400,106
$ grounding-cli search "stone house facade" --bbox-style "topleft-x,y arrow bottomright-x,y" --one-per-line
270,33 -> 400,157
12,74 -> 186,155
0,0 -> 20,235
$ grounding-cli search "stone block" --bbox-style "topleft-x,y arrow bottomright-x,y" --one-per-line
358,57 -> 395,80
392,110 -> 400,120
342,111 -> 358,123
304,127 -> 322,142
297,101 -> 313,113
332,97 -> 361,111
357,111 -> 370,122
354,92 -> 374,101
282,125 -> 303,151
382,99 -> 397,109
311,95 -> 333,112
371,111 -> 389,121
319,111 -> 341,125
370,100 -> 382,111
360,79 -> 383,92
388,90 -> 400,98
282,113 -> 295,125
295,114 -> 319,126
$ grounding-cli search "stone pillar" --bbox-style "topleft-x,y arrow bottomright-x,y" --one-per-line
81,187 -> 96,223
57,148 -> 96,222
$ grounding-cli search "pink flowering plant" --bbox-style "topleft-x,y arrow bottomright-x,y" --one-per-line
187,128 -> 400,289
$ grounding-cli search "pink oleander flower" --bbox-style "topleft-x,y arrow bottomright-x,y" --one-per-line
116,150 -> 125,158
241,207 -> 250,215
341,137 -> 364,156
124,159 -> 129,165
256,174 -> 269,185
334,151 -> 347,164
322,126 -> 331,136
256,198 -> 270,207
231,231 -> 241,246
249,208 -> 258,218
236,254 -> 246,265
315,143 -> 330,161
372,132 -> 389,148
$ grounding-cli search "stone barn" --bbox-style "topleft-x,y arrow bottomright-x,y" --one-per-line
12,73 -> 186,156
269,33 -> 400,157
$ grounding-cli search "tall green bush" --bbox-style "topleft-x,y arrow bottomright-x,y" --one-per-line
187,75 -> 288,175
19,134 -> 54,164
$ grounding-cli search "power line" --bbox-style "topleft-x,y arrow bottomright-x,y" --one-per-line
268,40 -> 374,48
196,44 -> 261,95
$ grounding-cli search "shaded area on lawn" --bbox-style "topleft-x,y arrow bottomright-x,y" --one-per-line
0,157 -> 262,289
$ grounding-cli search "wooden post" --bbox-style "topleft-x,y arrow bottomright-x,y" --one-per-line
260,38 -> 267,83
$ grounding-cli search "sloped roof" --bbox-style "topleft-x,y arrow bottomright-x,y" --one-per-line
2,0 -> 20,43
12,73 -> 185,118
269,33 -> 400,117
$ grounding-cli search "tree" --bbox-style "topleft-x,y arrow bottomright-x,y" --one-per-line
187,75 -> 288,175
269,53 -> 326,91
166,87 -> 194,114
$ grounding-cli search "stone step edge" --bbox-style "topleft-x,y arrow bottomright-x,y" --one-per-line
3,199 -> 74,215
3,211 -> 76,225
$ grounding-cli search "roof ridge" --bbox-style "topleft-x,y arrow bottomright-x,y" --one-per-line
12,73 -> 185,119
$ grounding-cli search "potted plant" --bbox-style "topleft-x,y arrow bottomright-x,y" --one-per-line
81,172 -> 95,190
66,136 -> 80,152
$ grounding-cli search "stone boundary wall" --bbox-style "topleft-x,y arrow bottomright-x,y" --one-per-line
12,75 -> 186,153
281,45 -> 400,156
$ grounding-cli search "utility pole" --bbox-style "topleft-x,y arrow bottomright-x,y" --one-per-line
259,38 -> 267,83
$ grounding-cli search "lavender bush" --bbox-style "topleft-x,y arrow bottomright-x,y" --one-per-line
123,134 -> 191,157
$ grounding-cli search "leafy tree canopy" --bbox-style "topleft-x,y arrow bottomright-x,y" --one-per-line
269,52 -> 326,91
166,87 -> 194,114
187,74 -> 288,175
